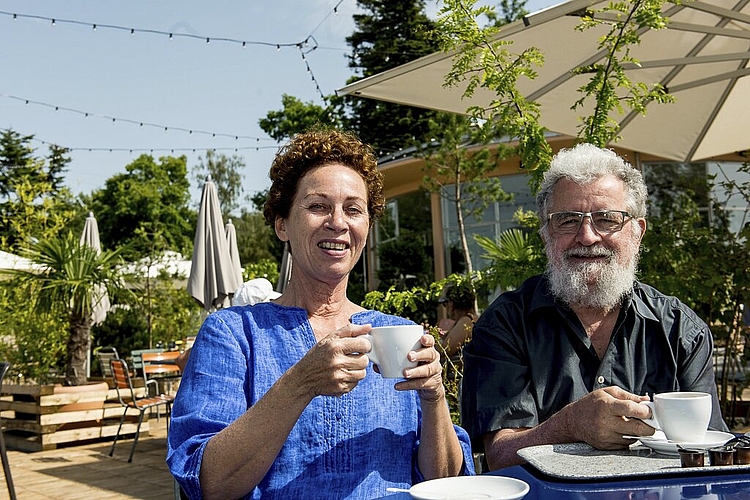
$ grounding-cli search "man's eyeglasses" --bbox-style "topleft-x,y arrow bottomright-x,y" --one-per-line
546,210 -> 632,235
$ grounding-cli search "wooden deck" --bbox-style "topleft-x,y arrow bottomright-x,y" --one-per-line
0,416 -> 173,500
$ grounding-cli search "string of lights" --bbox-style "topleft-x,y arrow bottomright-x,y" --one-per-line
0,10 -> 316,50
32,136 -> 280,154
0,9 -> 337,102
1,1 -> 350,155
0,93 -> 275,142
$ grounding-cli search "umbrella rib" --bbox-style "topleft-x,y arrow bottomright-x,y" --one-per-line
686,0 -> 750,26
527,2 -> 687,102
620,52 -> 750,69
618,0 -> 750,142
668,67 -> 750,93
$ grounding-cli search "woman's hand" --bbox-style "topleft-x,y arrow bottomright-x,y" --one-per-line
395,333 -> 445,403
295,323 -> 372,398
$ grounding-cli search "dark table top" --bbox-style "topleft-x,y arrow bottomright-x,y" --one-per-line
378,462 -> 750,499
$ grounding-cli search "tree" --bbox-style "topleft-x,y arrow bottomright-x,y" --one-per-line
193,150 -> 246,217
434,0 -> 552,189
11,232 -> 125,386
420,114 -> 512,275
88,154 -> 194,261
344,0 -> 442,154
259,94 -> 341,142
232,209 -> 282,265
0,130 -> 75,251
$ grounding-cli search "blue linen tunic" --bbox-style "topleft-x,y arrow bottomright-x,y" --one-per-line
167,303 -> 474,499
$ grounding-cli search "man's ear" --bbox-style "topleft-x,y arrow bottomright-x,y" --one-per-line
637,218 -> 647,241
275,217 -> 288,242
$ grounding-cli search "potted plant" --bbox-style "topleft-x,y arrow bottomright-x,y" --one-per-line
9,231 -> 123,386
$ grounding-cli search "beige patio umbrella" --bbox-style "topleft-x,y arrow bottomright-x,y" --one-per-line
338,0 -> 750,162
80,211 -> 111,378
188,176 -> 242,311
80,211 -> 111,325
224,219 -> 243,289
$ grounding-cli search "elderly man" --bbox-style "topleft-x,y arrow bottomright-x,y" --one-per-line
461,143 -> 728,471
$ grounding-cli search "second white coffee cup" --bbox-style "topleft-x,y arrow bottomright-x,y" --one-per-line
640,391 -> 711,442
362,325 -> 424,378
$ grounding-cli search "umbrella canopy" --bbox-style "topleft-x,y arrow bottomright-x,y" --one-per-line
80,211 -> 110,325
225,219 -> 244,289
0,250 -> 36,273
338,0 -> 750,162
188,176 -> 242,311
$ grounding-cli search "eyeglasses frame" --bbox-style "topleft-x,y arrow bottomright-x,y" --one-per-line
546,210 -> 633,235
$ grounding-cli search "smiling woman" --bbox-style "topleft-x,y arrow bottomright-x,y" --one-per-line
167,128 -> 475,500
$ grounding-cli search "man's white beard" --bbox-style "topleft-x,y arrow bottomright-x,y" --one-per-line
546,242 -> 640,312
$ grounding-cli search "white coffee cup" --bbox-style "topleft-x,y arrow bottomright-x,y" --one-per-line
362,325 -> 424,378
640,391 -> 711,442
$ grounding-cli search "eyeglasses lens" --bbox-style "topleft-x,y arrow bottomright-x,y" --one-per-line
549,211 -> 628,234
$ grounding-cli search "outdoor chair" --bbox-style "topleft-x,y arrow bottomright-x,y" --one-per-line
109,358 -> 174,463
130,348 -> 160,396
0,362 -> 16,500
94,346 -> 119,380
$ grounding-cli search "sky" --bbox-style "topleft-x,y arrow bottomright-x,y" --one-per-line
0,0 -> 554,213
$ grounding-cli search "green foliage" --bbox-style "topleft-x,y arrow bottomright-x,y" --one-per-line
0,130 -> 77,251
259,94 -> 341,142
0,129 -> 69,200
193,150 -> 246,217
420,113 -> 513,273
243,258 -> 280,288
475,208 -> 546,291
572,0 -> 675,146
88,154 -> 195,261
0,279 -> 67,383
233,210 -> 283,267
92,275 -> 202,366
362,282 -> 443,325
639,166 -> 750,325
344,0 -> 442,154
637,163 -> 750,420
434,0 -> 552,189
9,232 -> 126,385
376,235 -> 433,290
364,277 -> 473,424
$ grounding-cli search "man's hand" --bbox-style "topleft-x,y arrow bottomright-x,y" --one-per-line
562,386 -> 655,449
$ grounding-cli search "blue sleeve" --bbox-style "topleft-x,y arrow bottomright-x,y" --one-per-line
166,313 -> 250,500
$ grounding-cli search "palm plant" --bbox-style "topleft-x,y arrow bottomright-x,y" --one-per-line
11,232 -> 123,386
476,226 -> 546,293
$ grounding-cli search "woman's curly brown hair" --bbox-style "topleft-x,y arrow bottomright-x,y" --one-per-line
263,128 -> 385,226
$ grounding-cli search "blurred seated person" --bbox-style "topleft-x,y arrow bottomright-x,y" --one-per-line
437,282 -> 476,358
461,143 -> 728,471
167,128 -> 474,499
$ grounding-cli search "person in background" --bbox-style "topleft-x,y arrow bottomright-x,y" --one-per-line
168,128 -> 474,500
231,277 -> 282,306
437,282 -> 476,358
461,143 -> 728,471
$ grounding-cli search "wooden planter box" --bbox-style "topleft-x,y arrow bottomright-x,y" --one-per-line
0,381 -> 151,452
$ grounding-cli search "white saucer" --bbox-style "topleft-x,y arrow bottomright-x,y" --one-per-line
632,430 -> 734,456
408,476 -> 529,500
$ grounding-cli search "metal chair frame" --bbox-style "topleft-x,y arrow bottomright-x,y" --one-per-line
0,362 -> 16,500
109,358 -> 174,463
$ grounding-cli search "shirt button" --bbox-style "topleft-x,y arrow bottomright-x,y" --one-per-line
597,376 -> 605,384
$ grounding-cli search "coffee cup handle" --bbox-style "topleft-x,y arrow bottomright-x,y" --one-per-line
360,334 -> 378,365
639,401 -> 659,429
